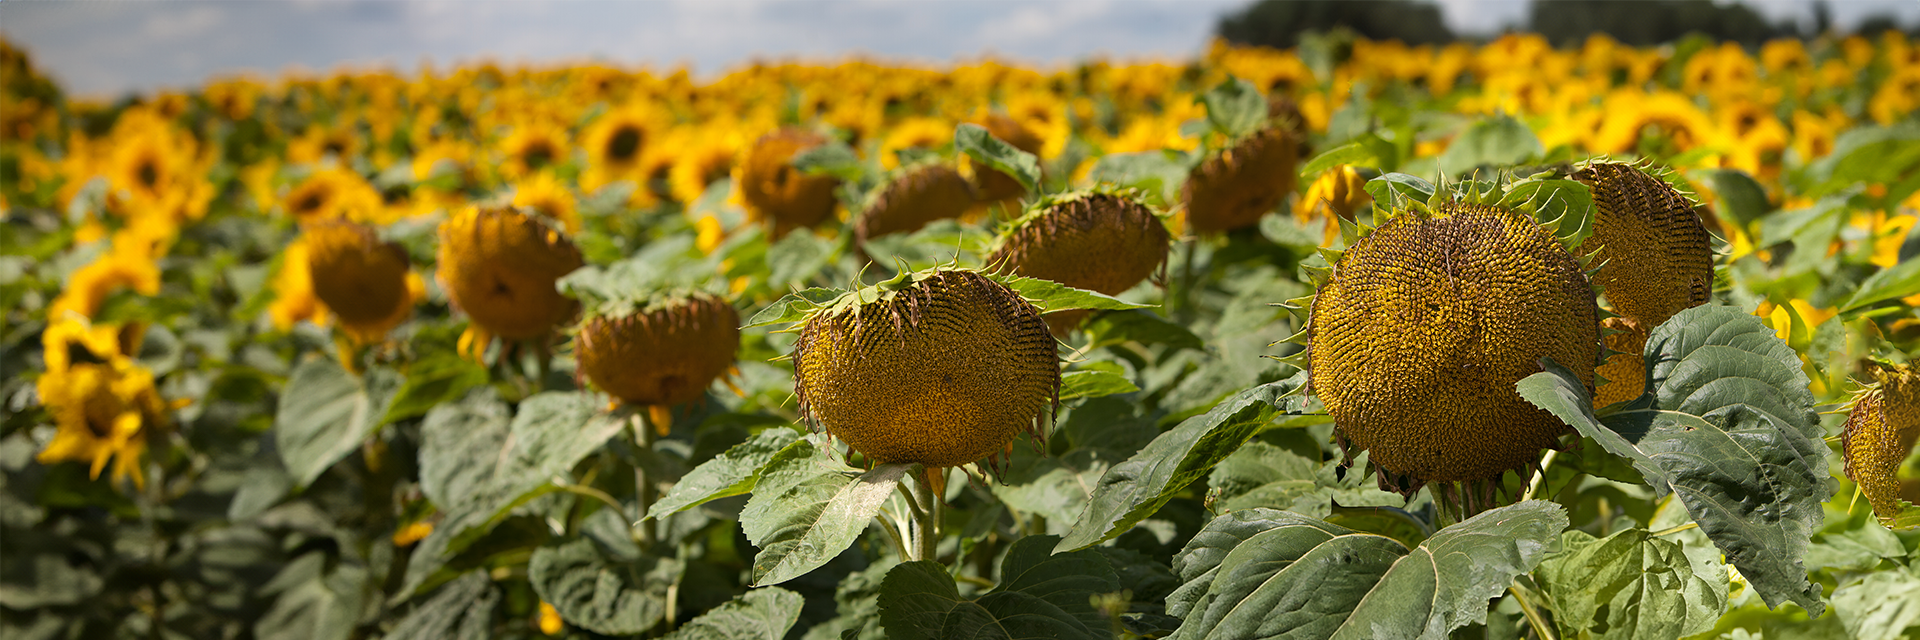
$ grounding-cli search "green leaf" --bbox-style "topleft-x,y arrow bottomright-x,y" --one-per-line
1535,528 -> 1727,640
768,230 -> 838,289
1517,305 -> 1829,615
648,428 -> 804,520
792,142 -> 865,181
1436,114 -> 1543,177
1086,150 -> 1194,206
1363,173 -> 1435,211
0,530 -> 103,608
1206,442 -> 1401,519
274,358 -> 403,489
385,571 -> 498,640
1809,122 -> 1920,196
1199,77 -> 1267,140
255,558 -> 370,640
417,389 -> 511,509
1300,133 -> 1396,178
1060,368 -> 1138,400
1694,168 -> 1771,229
384,352 -> 489,426
1055,375 -> 1306,552
1166,502 -> 1567,640
744,288 -> 844,328
1082,309 -> 1205,351
986,273 -> 1155,314
740,443 -> 910,586
1832,566 -> 1920,640
662,587 -> 806,640
529,536 -> 678,636
879,536 -> 1120,640
1841,258 -> 1920,312
955,123 -> 1041,196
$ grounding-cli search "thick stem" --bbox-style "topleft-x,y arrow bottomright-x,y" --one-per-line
909,469 -> 940,564
1522,449 -> 1559,502
632,413 -> 658,548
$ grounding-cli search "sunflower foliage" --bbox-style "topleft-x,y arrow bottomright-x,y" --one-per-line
5,30 -> 1920,640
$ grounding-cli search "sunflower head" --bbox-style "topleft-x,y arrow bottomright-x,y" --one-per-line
738,128 -> 840,239
854,162 -> 975,247
985,190 -> 1170,335
1308,200 -> 1600,496
576,292 -> 741,409
792,268 -> 1058,472
34,357 -> 170,488
1843,363 -> 1920,523
437,206 -> 584,357
304,219 -> 416,345
967,114 -> 1045,203
1573,161 -> 1713,330
1181,124 -> 1301,234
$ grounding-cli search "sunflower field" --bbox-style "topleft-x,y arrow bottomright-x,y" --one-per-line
3,27 -> 1920,640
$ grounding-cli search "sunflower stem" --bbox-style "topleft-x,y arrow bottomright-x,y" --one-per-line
909,468 -> 940,564
1509,578 -> 1558,640
632,413 -> 658,548
1522,449 -> 1558,502
1652,521 -> 1699,537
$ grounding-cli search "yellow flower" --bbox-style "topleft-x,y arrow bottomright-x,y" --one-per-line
281,167 -> 385,223
579,105 -> 663,194
537,601 -> 563,635
668,133 -> 738,206
34,357 -> 170,489
1868,66 -> 1920,126
49,250 -> 162,320
877,117 -> 951,169
1756,299 -> 1836,345
267,239 -> 331,332
497,119 -> 570,180
510,172 -> 581,234
40,316 -> 125,375
1298,165 -> 1373,244
734,128 -> 839,240
1869,212 -> 1916,269
287,125 -> 359,166
391,521 -> 433,547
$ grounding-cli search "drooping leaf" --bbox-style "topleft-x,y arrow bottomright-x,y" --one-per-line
385,571 -> 498,640
986,273 -> 1156,314
792,141 -> 866,181
254,557 -> 370,640
1060,367 -> 1139,400
744,288 -> 845,328
955,122 -> 1041,196
1517,305 -> 1830,615
1199,77 -> 1268,141
1364,173 -> 1436,211
1694,168 -> 1771,229
1840,257 -> 1920,312
648,428 -> 804,520
274,358 -> 403,489
661,587 -> 806,640
529,536 -> 678,636
1165,502 -> 1566,640
1535,528 -> 1727,640
1436,115 -> 1544,176
739,442 -> 910,586
879,536 -> 1119,640
1300,133 -> 1397,179
1056,375 -> 1307,552
1206,442 -> 1401,519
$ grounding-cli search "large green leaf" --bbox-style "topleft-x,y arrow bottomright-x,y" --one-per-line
1206,442 -> 1402,518
1831,566 -> 1920,640
1516,305 -> 1829,615
274,358 -> 403,489
385,571 -> 497,640
661,587 -> 805,640
986,273 -> 1156,314
255,556 -> 371,640
1056,375 -> 1308,552
1085,150 -> 1195,206
879,535 -> 1120,640
1059,367 -> 1139,400
1165,502 -> 1567,640
1535,528 -> 1727,640
647,428 -> 804,520
529,536 -> 678,636
1436,115 -> 1543,176
1299,133 -> 1397,178
956,123 -> 1042,196
739,442 -> 910,586
1693,168 -> 1771,229
1840,257 -> 1920,312
417,389 -> 511,509
1082,309 -> 1205,351
1199,77 -> 1268,141
382,351 -> 489,426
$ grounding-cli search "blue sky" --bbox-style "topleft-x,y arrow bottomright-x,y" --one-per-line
2,0 -> 1915,99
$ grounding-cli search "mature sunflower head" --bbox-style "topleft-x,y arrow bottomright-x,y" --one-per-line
737,128 -> 839,240
1843,364 -> 1920,524
985,190 -> 1170,335
304,220 -> 418,346
511,172 -> 581,234
35,357 -> 170,489
1575,162 -> 1713,330
792,268 -> 1058,471
853,162 -> 975,247
1309,200 -> 1600,497
584,107 -> 657,175
1182,124 -> 1301,234
437,206 -> 584,361
576,292 -> 740,422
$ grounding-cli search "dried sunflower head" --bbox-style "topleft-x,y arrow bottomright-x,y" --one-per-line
1181,124 -> 1301,234
738,128 -> 840,240
304,219 -> 416,346
985,190 -> 1170,335
853,161 -> 975,246
1843,364 -> 1920,524
436,206 -> 584,361
576,292 -> 741,411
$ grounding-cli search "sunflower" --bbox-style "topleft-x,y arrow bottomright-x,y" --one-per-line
877,117 -> 952,169
735,128 -> 839,239
579,106 -> 662,194
668,133 -> 738,206
498,119 -> 570,180
303,220 -> 423,346
48,249 -> 162,321
107,129 -> 178,207
267,239 -> 330,332
35,356 -> 171,489
288,125 -> 360,166
511,172 -> 582,234
437,206 -> 584,362
281,167 -> 385,223
1589,90 -> 1715,155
